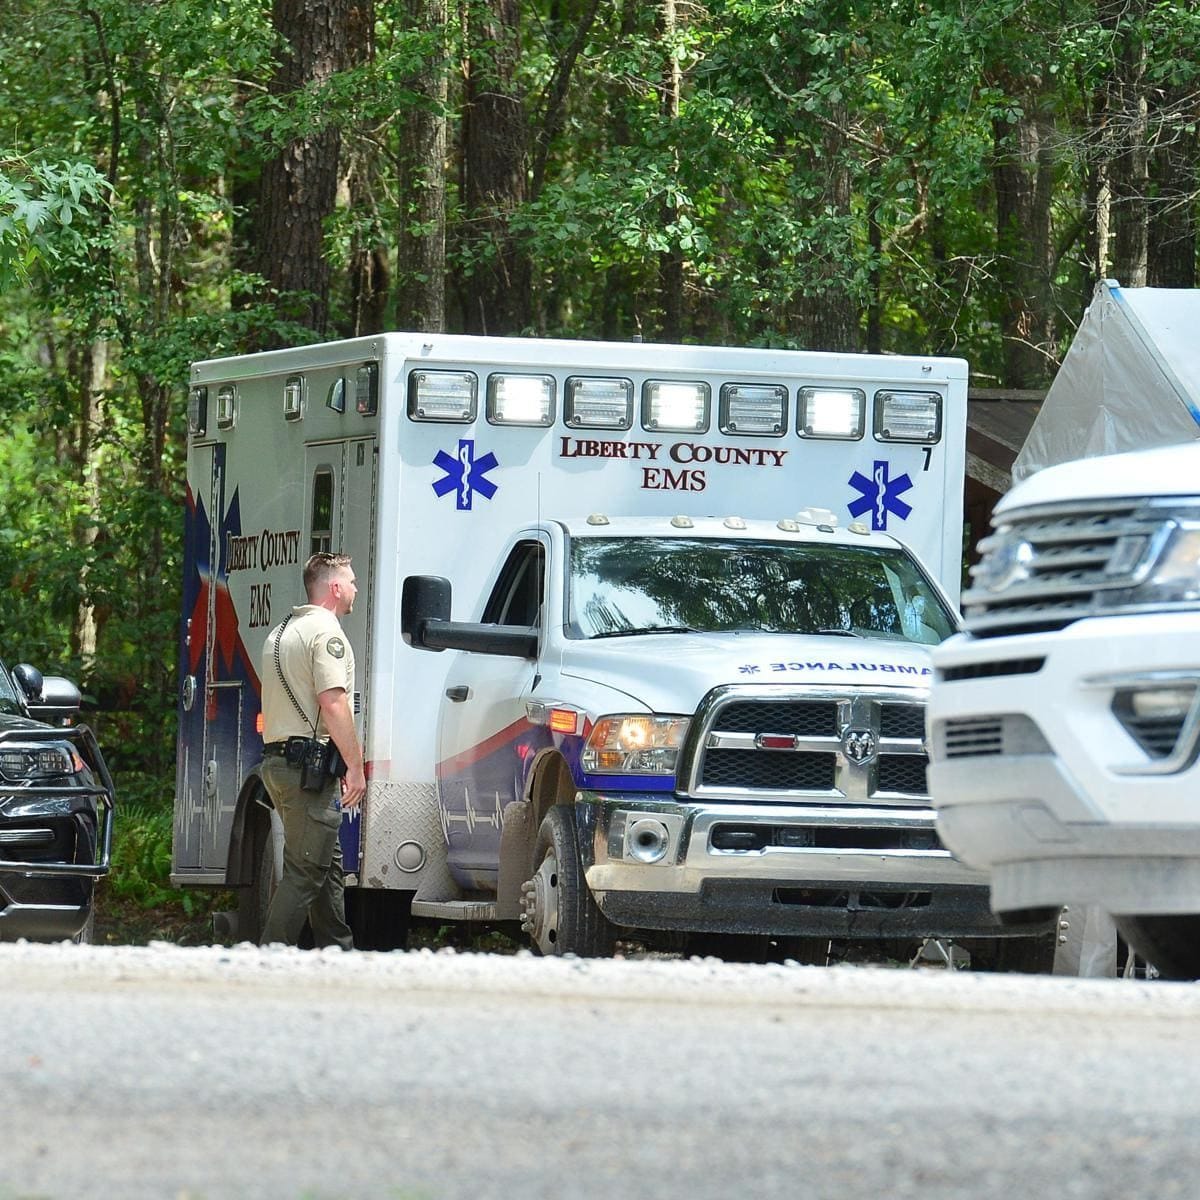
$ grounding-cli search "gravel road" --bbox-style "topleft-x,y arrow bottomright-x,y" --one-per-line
3,942 -> 1199,1200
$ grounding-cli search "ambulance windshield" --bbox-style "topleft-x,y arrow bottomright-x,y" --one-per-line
569,537 -> 957,645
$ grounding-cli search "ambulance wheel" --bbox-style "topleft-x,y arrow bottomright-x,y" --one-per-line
237,818 -> 277,943
521,806 -> 614,958
1114,915 -> 1200,980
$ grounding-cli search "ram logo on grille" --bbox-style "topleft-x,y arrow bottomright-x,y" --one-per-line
841,728 -> 877,764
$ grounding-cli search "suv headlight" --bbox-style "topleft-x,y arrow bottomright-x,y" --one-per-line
582,715 -> 690,775
0,743 -> 85,781
1123,521 -> 1200,607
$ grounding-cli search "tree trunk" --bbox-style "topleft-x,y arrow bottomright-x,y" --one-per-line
395,0 -> 448,333
657,0 -> 684,342
254,0 -> 352,341
68,337 -> 107,672
461,0 -> 529,334
345,0 -> 390,336
1147,93 -> 1197,288
991,106 -> 1055,387
1099,0 -> 1150,288
794,108 -> 859,352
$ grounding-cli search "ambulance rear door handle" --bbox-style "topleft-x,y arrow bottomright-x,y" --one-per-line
446,686 -> 471,703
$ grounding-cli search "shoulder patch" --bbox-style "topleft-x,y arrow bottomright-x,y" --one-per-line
326,637 -> 346,660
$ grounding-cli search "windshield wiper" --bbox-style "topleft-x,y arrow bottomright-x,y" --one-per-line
812,627 -> 860,638
591,625 -> 700,639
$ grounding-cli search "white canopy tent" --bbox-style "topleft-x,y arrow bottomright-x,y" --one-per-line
1013,279 -> 1200,481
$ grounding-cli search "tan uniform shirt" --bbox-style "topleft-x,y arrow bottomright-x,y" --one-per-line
261,605 -> 356,743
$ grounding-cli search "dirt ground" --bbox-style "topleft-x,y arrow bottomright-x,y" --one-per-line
92,883 -> 231,947
89,882 -> 518,952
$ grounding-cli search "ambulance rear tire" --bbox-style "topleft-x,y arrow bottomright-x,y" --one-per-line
1114,915 -> 1200,980
522,806 -> 614,958
237,819 -> 277,944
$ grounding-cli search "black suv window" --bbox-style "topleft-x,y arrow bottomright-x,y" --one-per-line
0,661 -> 23,714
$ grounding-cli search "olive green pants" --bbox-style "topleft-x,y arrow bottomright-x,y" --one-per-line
259,757 -> 354,950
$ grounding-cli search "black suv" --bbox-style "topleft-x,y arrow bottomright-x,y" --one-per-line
0,659 -> 114,941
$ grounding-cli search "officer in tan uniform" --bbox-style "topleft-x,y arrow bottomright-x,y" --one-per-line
258,551 -> 366,948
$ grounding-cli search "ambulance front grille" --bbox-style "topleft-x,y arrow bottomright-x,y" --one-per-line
686,690 -> 929,805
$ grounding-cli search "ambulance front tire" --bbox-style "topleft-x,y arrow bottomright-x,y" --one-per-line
521,806 -> 614,958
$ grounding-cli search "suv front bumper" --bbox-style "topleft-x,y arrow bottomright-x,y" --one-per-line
0,725 -> 115,941
929,617 -> 1200,915
575,791 -> 1039,939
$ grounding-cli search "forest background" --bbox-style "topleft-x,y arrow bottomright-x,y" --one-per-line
1,0 -> 1198,929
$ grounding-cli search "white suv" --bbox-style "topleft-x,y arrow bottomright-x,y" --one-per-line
927,441 -> 1200,978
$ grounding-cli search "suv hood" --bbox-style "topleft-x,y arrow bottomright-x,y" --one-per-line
559,630 -> 932,713
1003,440 -> 1200,512
0,711 -> 52,734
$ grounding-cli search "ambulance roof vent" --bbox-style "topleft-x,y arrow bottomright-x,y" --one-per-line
670,515 -> 694,529
795,507 -> 839,530
848,521 -> 870,536
586,513 -> 610,526
776,518 -> 801,533
723,516 -> 747,530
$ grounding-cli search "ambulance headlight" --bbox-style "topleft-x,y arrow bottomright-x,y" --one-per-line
565,377 -> 634,429
874,390 -> 942,443
487,373 -> 555,426
719,383 -> 787,436
798,388 -> 865,439
582,715 -> 690,775
642,381 -> 710,433
408,370 -> 478,422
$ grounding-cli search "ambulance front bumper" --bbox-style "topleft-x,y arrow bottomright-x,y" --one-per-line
574,792 -> 1025,939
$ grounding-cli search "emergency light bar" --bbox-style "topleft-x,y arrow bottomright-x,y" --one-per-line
875,390 -> 942,442
565,377 -> 634,429
798,387 -> 864,439
408,370 -> 478,422
642,380 -> 710,433
719,383 -> 787,435
487,373 -> 555,426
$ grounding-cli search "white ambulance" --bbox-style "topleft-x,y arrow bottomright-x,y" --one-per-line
171,331 -> 1054,962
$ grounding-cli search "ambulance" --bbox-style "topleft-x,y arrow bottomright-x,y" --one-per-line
171,331 -> 1055,961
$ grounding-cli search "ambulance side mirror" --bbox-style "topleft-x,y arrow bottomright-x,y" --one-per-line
402,575 -> 452,650
402,574 -> 538,660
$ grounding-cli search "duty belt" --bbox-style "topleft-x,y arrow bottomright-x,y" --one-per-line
262,736 -> 318,765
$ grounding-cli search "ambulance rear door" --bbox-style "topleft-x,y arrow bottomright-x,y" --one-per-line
303,435 -> 377,871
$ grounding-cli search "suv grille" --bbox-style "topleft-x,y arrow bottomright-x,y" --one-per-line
689,691 -> 929,804
962,497 -> 1194,636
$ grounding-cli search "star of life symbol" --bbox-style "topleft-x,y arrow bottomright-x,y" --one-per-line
432,439 -> 499,511
847,459 -> 913,531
